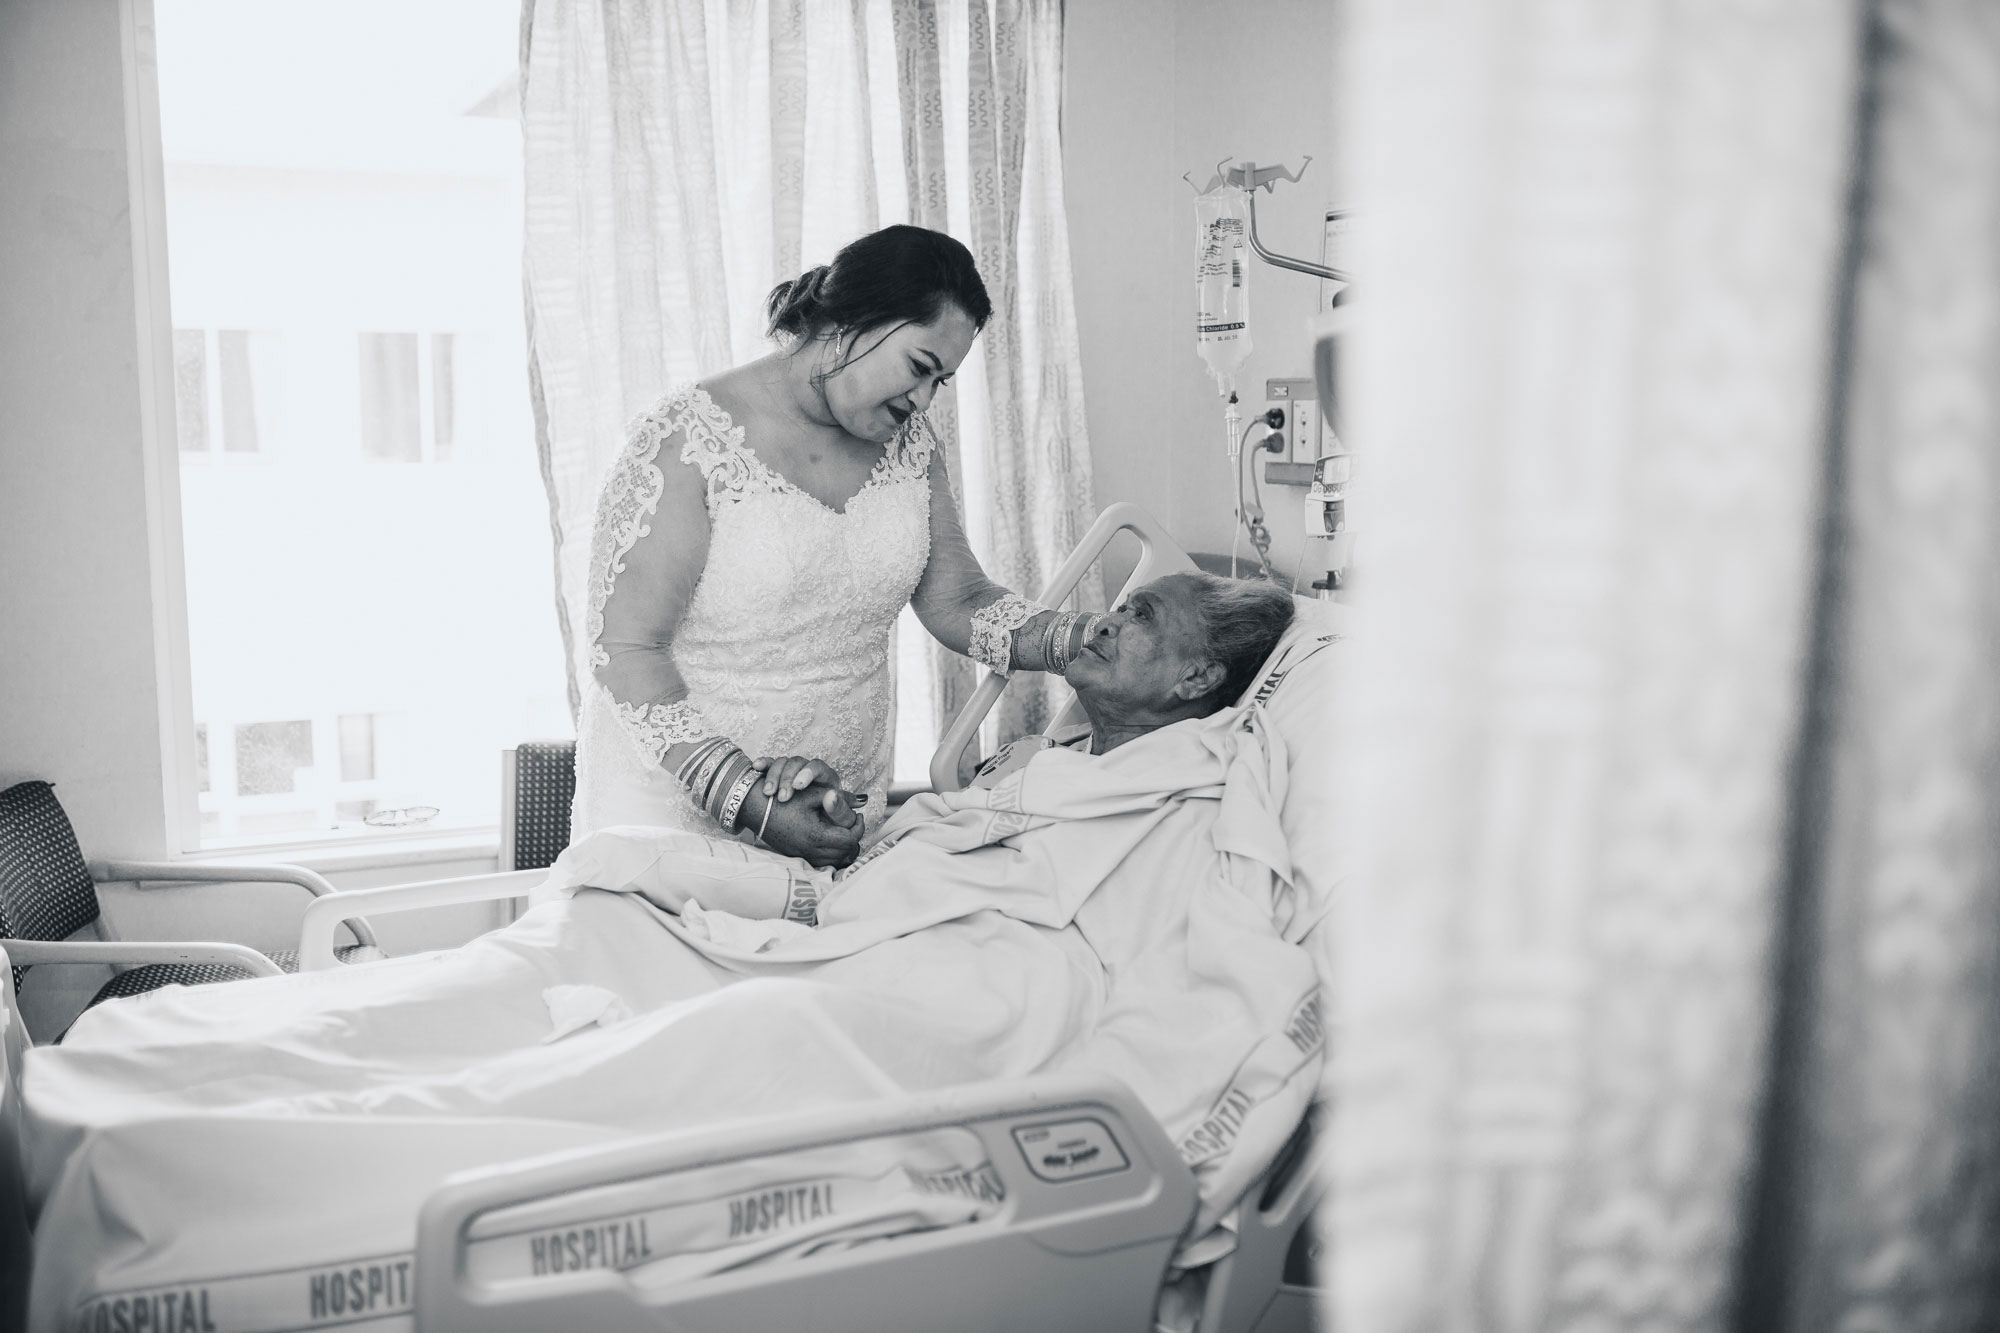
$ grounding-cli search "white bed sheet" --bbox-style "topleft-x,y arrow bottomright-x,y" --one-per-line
24,702 -> 1321,1333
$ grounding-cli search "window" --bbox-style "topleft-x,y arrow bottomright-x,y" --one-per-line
157,0 -> 570,849
358,331 -> 469,463
174,328 -> 282,458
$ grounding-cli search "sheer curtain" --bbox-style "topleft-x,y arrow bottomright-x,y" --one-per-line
1327,2 -> 2000,1329
520,0 -> 1096,758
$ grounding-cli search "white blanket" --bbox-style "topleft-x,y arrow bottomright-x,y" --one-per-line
23,706 -> 1321,1333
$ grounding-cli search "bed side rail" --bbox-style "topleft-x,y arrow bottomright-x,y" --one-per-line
930,503 -> 1196,792
415,1071 -> 1197,1333
1199,1102 -> 1331,1333
296,870 -> 546,971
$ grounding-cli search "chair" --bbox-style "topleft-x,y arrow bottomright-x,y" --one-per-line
499,741 -> 576,872
0,781 -> 380,1032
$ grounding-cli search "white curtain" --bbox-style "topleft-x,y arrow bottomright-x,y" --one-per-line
520,0 -> 1096,752
1327,1 -> 2000,1329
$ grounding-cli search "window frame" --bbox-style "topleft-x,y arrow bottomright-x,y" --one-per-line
123,0 -> 500,865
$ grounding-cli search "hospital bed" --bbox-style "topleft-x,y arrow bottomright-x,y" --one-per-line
7,503 -> 1335,1333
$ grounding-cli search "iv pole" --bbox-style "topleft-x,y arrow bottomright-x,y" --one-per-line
1195,158 -> 1348,283
1183,156 -> 1352,590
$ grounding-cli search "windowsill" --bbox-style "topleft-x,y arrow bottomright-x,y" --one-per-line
181,825 -> 501,874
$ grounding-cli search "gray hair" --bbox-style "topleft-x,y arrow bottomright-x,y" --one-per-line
1166,572 -> 1296,703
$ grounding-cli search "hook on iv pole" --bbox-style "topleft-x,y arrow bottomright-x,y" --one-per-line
1228,156 -> 1314,193
1182,156 -> 1236,195
1181,157 -> 1349,282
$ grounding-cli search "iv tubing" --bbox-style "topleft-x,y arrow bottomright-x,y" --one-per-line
1233,419 -> 1274,581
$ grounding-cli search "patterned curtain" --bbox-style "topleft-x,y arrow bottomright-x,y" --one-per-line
521,0 -> 1096,752
1326,1 -> 2000,1330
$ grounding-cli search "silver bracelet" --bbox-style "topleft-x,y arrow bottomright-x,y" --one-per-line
705,753 -> 748,821
1064,613 -> 1102,670
756,790 -> 775,843
673,735 -> 727,785
1040,611 -> 1070,673
718,766 -> 759,830
687,743 -> 736,811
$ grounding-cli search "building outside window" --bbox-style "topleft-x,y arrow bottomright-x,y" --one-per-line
157,0 -> 570,846
173,328 -> 282,459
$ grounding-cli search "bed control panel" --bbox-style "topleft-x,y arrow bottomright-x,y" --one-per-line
1011,1117 -> 1130,1184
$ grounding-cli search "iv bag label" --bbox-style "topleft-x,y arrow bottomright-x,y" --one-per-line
1011,1118 -> 1130,1183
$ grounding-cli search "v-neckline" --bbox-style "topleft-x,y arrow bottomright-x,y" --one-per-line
692,384 -> 901,518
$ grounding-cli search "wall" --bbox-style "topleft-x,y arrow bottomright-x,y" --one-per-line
1064,0 -> 1341,593
0,0 -> 181,859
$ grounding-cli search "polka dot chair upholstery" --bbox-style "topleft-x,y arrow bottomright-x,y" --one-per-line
503,741 -> 576,872
0,782 -> 100,996
0,780 -> 371,1020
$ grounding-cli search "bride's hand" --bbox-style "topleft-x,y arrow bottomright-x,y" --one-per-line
745,786 -> 863,869
751,755 -> 864,827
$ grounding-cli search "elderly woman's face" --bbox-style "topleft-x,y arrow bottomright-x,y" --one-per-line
823,304 -> 979,443
1065,575 -> 1213,711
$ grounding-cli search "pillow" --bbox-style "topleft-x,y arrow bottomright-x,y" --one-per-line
1236,595 -> 1346,943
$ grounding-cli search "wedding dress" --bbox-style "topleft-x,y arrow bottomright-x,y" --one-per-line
572,384 -> 944,839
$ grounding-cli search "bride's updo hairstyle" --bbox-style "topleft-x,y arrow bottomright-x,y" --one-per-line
764,225 -> 993,363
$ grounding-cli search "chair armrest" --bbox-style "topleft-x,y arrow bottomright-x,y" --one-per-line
87,859 -> 381,952
2,938 -> 285,978
297,870 -> 546,972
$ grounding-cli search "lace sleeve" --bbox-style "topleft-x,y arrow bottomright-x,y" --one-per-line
588,389 -> 719,769
967,594 -> 1049,675
909,448 -> 1051,672
613,699 -> 718,768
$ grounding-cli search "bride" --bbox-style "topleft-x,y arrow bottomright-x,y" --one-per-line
574,225 -> 1097,868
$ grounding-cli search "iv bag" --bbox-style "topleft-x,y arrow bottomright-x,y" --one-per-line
1195,186 -> 1252,395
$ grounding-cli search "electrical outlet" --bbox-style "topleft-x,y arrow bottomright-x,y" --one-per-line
1264,377 -> 1315,461
1291,396 -> 1320,463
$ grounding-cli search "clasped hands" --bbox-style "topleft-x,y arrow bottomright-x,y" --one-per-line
744,756 -> 866,869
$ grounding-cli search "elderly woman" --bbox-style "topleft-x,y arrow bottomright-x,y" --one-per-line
959,570 -> 1295,780
576,225 -> 1103,869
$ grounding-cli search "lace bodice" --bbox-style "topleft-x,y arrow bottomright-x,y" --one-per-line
572,385 -> 935,840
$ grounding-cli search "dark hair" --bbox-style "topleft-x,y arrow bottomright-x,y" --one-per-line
764,225 -> 993,348
1169,572 -> 1296,705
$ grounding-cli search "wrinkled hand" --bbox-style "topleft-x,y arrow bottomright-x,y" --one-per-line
748,785 -> 864,869
750,756 -> 865,826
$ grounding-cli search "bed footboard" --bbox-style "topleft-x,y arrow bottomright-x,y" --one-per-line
414,1072 -> 1195,1333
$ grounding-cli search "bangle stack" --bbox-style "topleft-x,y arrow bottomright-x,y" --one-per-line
672,736 -> 761,832
1040,611 -> 1103,677
1039,611 -> 1075,674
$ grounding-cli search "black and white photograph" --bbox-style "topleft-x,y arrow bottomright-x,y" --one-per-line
3,1 -> 1998,1330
